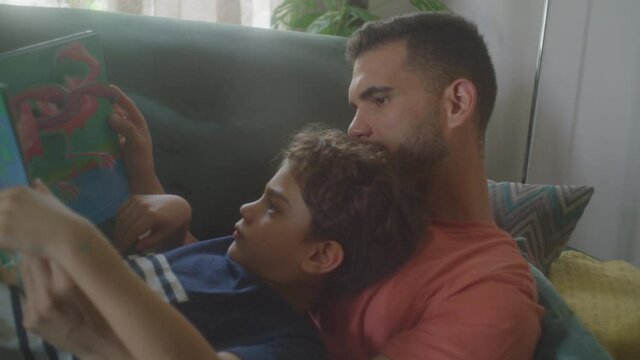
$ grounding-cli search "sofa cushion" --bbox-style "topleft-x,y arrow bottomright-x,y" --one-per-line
513,236 -> 544,270
530,263 -> 613,360
488,181 -> 594,274
550,249 -> 640,360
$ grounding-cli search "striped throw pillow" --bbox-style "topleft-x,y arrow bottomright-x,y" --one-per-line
488,180 -> 594,274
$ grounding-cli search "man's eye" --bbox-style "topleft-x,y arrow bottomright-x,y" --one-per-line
374,96 -> 388,106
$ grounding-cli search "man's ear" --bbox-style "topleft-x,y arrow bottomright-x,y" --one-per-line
442,78 -> 477,130
302,240 -> 343,275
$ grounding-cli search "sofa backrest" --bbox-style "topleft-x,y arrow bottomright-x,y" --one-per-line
0,4 -> 354,239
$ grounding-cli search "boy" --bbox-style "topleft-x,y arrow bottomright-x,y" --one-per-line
0,125 -> 423,359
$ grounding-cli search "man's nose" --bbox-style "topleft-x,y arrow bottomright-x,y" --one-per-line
347,111 -> 372,140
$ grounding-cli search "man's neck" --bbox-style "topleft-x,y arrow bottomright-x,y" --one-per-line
424,142 -> 494,224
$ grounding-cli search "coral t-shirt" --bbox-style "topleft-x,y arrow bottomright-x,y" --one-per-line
311,220 -> 544,360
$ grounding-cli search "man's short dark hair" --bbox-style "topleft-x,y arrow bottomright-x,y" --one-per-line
282,126 -> 423,299
346,12 -> 497,142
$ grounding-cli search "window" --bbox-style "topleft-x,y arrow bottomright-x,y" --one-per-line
0,0 -> 282,29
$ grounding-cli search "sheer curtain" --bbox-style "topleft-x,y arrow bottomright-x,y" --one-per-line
529,0 -> 640,266
0,0 -> 281,28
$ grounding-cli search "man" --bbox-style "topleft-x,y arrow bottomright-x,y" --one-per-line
310,12 -> 544,360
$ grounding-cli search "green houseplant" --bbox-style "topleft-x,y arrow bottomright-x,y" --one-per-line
272,0 -> 448,37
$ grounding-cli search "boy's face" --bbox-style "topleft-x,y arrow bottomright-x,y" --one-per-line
227,160 -> 317,284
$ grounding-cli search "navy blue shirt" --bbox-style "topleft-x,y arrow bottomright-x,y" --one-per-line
127,236 -> 326,360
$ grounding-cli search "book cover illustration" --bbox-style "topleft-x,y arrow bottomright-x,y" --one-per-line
0,89 -> 29,284
0,31 -> 129,225
0,90 -> 29,190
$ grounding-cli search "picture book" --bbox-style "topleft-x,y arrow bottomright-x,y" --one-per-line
0,31 -> 129,226
0,86 -> 29,190
0,86 -> 29,283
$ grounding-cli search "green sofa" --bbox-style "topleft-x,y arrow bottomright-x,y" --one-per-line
0,4 -> 353,240
0,4 -> 613,360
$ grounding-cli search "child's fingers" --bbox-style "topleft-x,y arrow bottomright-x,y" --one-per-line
108,112 -> 142,143
135,231 -> 163,252
116,197 -> 137,228
21,256 -> 84,339
135,226 -> 178,252
122,215 -> 153,252
113,228 -> 133,254
20,257 -> 37,323
33,179 -> 53,196
109,85 -> 147,129
49,261 -> 80,301
118,198 -> 146,236
114,217 -> 140,254
20,254 -> 53,326
114,199 -> 139,251
115,202 -> 149,253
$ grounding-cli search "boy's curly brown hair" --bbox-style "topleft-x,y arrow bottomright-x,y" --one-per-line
282,125 -> 424,299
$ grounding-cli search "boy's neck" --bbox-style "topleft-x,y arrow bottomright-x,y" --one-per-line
271,279 -> 324,313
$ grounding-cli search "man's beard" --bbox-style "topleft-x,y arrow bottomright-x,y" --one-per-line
394,106 -> 448,183
389,107 -> 448,223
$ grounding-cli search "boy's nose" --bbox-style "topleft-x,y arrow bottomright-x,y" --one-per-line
239,201 -> 256,223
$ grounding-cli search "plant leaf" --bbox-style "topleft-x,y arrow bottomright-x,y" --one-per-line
348,6 -> 378,22
291,12 -> 323,29
306,10 -> 342,35
410,0 -> 449,12
271,0 -> 300,28
272,0 -> 320,29
324,0 -> 338,10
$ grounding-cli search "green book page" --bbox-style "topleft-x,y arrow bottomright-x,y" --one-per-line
0,31 -> 129,225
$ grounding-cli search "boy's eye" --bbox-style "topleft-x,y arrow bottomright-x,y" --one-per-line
267,201 -> 278,214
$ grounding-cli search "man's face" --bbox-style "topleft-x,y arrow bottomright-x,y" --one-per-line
348,40 -> 448,165
228,161 -> 316,284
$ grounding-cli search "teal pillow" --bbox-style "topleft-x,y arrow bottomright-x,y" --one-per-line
513,236 -> 544,271
488,181 -> 594,275
530,264 -> 613,360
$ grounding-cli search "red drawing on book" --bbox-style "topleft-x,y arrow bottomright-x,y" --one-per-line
9,41 -> 118,198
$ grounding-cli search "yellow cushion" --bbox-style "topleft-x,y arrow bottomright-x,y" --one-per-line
549,249 -> 640,360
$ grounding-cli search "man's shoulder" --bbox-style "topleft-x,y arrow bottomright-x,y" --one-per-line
314,221 -> 542,360
428,219 -> 513,243
404,220 -> 521,272
365,220 -> 535,308
319,220 -> 532,306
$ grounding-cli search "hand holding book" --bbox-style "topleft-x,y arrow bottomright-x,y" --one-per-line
114,194 -> 192,254
108,85 -> 164,195
18,253 -> 132,359
0,180 -> 94,258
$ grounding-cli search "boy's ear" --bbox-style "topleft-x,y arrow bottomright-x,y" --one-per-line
302,240 -> 343,275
